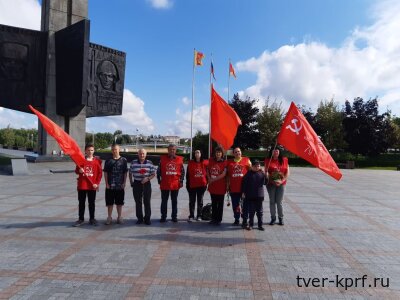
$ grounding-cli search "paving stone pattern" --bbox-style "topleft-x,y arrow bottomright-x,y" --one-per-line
0,162 -> 399,299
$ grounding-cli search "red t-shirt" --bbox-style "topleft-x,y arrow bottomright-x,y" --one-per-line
187,159 -> 208,188
207,158 -> 227,195
264,157 -> 289,185
159,155 -> 184,190
75,158 -> 103,190
227,157 -> 251,193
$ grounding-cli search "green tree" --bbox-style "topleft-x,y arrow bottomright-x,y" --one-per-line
192,131 -> 210,158
257,99 -> 284,148
229,93 -> 261,150
0,126 -> 15,147
343,97 -> 391,156
315,99 -> 346,150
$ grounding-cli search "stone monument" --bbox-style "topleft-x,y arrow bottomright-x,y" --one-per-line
0,0 -> 126,158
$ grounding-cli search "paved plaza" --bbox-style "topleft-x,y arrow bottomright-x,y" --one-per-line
0,162 -> 399,299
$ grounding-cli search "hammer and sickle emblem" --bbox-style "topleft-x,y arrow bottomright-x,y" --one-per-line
286,117 -> 302,135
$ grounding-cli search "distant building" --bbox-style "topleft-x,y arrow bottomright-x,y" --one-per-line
163,135 -> 180,144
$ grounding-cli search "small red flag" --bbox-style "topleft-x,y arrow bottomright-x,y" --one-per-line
277,102 -> 342,181
210,85 -> 241,150
229,62 -> 236,78
194,50 -> 204,66
29,105 -> 87,168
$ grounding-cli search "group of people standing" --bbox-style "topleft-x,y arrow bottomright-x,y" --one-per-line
73,143 -> 290,230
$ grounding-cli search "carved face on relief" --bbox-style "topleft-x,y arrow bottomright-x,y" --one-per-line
0,42 -> 28,81
97,60 -> 119,90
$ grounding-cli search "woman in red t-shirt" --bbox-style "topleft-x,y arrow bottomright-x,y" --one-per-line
264,146 -> 289,226
207,146 -> 227,225
186,150 -> 208,221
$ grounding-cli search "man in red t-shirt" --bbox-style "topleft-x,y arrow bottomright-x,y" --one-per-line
157,144 -> 185,222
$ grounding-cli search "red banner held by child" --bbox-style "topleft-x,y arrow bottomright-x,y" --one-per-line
277,102 -> 342,181
28,105 -> 86,167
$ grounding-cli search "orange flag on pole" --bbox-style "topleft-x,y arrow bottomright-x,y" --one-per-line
28,105 -> 86,167
194,50 -> 205,66
210,85 -> 241,150
229,62 -> 236,78
277,102 -> 342,180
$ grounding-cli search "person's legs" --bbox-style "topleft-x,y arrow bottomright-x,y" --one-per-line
87,190 -> 96,221
171,190 -> 179,220
115,189 -> 125,223
215,194 -> 224,223
241,197 -> 248,227
276,185 -> 285,225
188,188 -> 196,219
143,183 -> 152,224
132,182 -> 144,222
210,194 -> 218,223
248,200 -> 256,227
105,188 -> 114,224
160,190 -> 169,221
276,185 -> 285,218
267,185 -> 277,224
196,187 -> 206,219
77,190 -> 86,221
230,193 -> 241,224
256,198 -> 264,228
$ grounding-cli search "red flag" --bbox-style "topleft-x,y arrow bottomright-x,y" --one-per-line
277,102 -> 342,181
229,62 -> 236,78
210,85 -> 241,150
194,50 -> 204,66
28,105 -> 86,167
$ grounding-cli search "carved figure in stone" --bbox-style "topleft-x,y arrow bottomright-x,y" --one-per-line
96,60 -> 119,91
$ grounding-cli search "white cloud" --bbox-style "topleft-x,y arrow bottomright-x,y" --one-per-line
237,0 -> 400,115
87,89 -> 155,135
0,0 -> 41,30
0,109 -> 37,129
146,0 -> 173,9
182,97 -> 190,105
167,105 -> 209,137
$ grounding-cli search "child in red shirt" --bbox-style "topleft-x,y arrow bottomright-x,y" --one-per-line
73,144 -> 102,226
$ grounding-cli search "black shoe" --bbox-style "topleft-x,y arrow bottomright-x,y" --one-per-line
209,220 -> 216,225
172,218 -> 178,223
246,225 -> 252,231
233,220 -> 240,226
269,217 -> 276,226
145,220 -> 151,225
136,220 -> 143,225
258,226 -> 265,231
160,218 -> 166,223
241,222 -> 248,229
278,217 -> 284,225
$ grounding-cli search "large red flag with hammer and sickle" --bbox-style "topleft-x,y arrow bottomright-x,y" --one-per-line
277,102 -> 342,181
29,105 -> 87,167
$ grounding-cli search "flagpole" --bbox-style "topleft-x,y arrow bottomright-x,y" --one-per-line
208,53 -> 213,158
190,48 -> 196,160
228,58 -> 231,102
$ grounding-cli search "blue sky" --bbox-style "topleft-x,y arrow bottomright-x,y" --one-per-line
1,0 -> 400,138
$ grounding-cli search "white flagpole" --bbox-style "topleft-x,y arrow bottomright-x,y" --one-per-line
190,49 -> 196,160
208,53 -> 213,158
228,58 -> 231,102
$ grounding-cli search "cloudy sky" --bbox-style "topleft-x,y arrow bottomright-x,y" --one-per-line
1,0 -> 399,138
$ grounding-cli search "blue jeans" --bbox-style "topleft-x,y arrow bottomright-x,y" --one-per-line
230,192 -> 242,221
161,190 -> 179,219
267,185 -> 285,218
